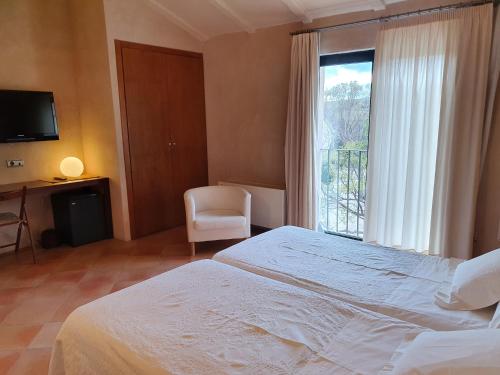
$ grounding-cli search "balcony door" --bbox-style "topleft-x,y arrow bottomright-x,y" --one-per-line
318,50 -> 374,239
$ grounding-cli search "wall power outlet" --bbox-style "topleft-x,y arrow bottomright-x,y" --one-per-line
6,159 -> 24,168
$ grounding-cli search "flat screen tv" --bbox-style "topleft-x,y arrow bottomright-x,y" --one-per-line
0,90 -> 59,143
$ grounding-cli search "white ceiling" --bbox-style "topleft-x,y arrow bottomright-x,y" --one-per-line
146,0 -> 408,41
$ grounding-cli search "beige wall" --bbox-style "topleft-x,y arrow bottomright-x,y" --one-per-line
0,0 -> 84,250
204,23 -> 296,188
102,0 -> 203,240
69,0 -> 128,240
0,0 -> 82,184
0,0 -> 84,185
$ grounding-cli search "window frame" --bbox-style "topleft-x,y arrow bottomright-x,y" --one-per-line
319,49 -> 375,241
320,49 -> 375,67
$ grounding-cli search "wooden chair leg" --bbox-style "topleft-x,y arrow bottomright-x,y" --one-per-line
25,220 -> 36,264
190,242 -> 196,257
14,222 -> 23,258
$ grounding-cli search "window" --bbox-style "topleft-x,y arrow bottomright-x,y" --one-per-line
318,50 -> 374,239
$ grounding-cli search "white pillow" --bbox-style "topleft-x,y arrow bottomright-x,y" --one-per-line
490,303 -> 500,329
383,329 -> 500,375
435,248 -> 500,310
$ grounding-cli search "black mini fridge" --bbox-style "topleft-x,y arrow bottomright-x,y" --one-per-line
51,190 -> 107,247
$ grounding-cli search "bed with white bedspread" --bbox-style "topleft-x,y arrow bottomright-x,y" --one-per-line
213,226 -> 494,330
49,260 -> 427,375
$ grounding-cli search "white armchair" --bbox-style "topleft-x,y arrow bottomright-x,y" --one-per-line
184,186 -> 251,256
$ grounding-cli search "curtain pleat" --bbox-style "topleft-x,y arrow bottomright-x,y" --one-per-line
480,7 -> 500,174
285,32 -> 320,229
430,5 -> 493,259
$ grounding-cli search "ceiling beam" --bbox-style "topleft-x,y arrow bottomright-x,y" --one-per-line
145,0 -> 208,41
208,0 -> 255,33
280,0 -> 313,23
306,0 -> 383,20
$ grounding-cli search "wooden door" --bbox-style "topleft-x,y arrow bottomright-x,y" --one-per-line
166,54 -> 208,227
116,41 -> 208,238
120,47 -> 172,238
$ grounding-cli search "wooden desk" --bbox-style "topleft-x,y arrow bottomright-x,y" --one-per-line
0,177 -> 113,239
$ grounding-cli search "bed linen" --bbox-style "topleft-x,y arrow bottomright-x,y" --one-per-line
435,248 -> 500,310
380,329 -> 500,375
49,260 -> 426,375
213,226 -> 494,330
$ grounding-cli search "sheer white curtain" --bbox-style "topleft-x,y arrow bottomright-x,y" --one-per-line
285,32 -> 320,229
365,5 -> 493,257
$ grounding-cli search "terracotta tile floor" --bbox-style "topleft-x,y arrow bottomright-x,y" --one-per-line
0,226 -> 235,375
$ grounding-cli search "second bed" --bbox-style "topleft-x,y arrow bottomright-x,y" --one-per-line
213,226 -> 494,330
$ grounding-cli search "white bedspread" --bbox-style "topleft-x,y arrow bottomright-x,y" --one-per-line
49,260 -> 425,375
213,226 -> 494,330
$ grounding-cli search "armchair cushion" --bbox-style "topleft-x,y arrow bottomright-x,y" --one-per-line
194,209 -> 246,231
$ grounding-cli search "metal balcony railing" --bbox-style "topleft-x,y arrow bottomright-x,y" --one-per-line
320,149 -> 368,239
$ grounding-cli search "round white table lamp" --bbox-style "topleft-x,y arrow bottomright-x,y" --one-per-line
60,157 -> 84,178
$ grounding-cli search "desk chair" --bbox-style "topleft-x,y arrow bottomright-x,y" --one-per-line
0,186 -> 36,263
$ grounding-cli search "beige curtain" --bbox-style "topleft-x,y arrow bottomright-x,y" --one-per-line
474,6 -> 500,256
480,7 -> 500,174
285,32 -> 320,229
430,4 -> 493,259
365,4 -> 493,258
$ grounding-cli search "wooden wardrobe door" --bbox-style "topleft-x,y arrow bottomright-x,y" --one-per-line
166,54 -> 208,227
121,48 -> 174,237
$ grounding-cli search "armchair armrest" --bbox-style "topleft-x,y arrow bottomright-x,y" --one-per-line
184,193 -> 196,218
184,192 -> 197,238
241,190 -> 251,218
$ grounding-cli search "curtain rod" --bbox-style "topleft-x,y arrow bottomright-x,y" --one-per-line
290,0 -> 495,36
